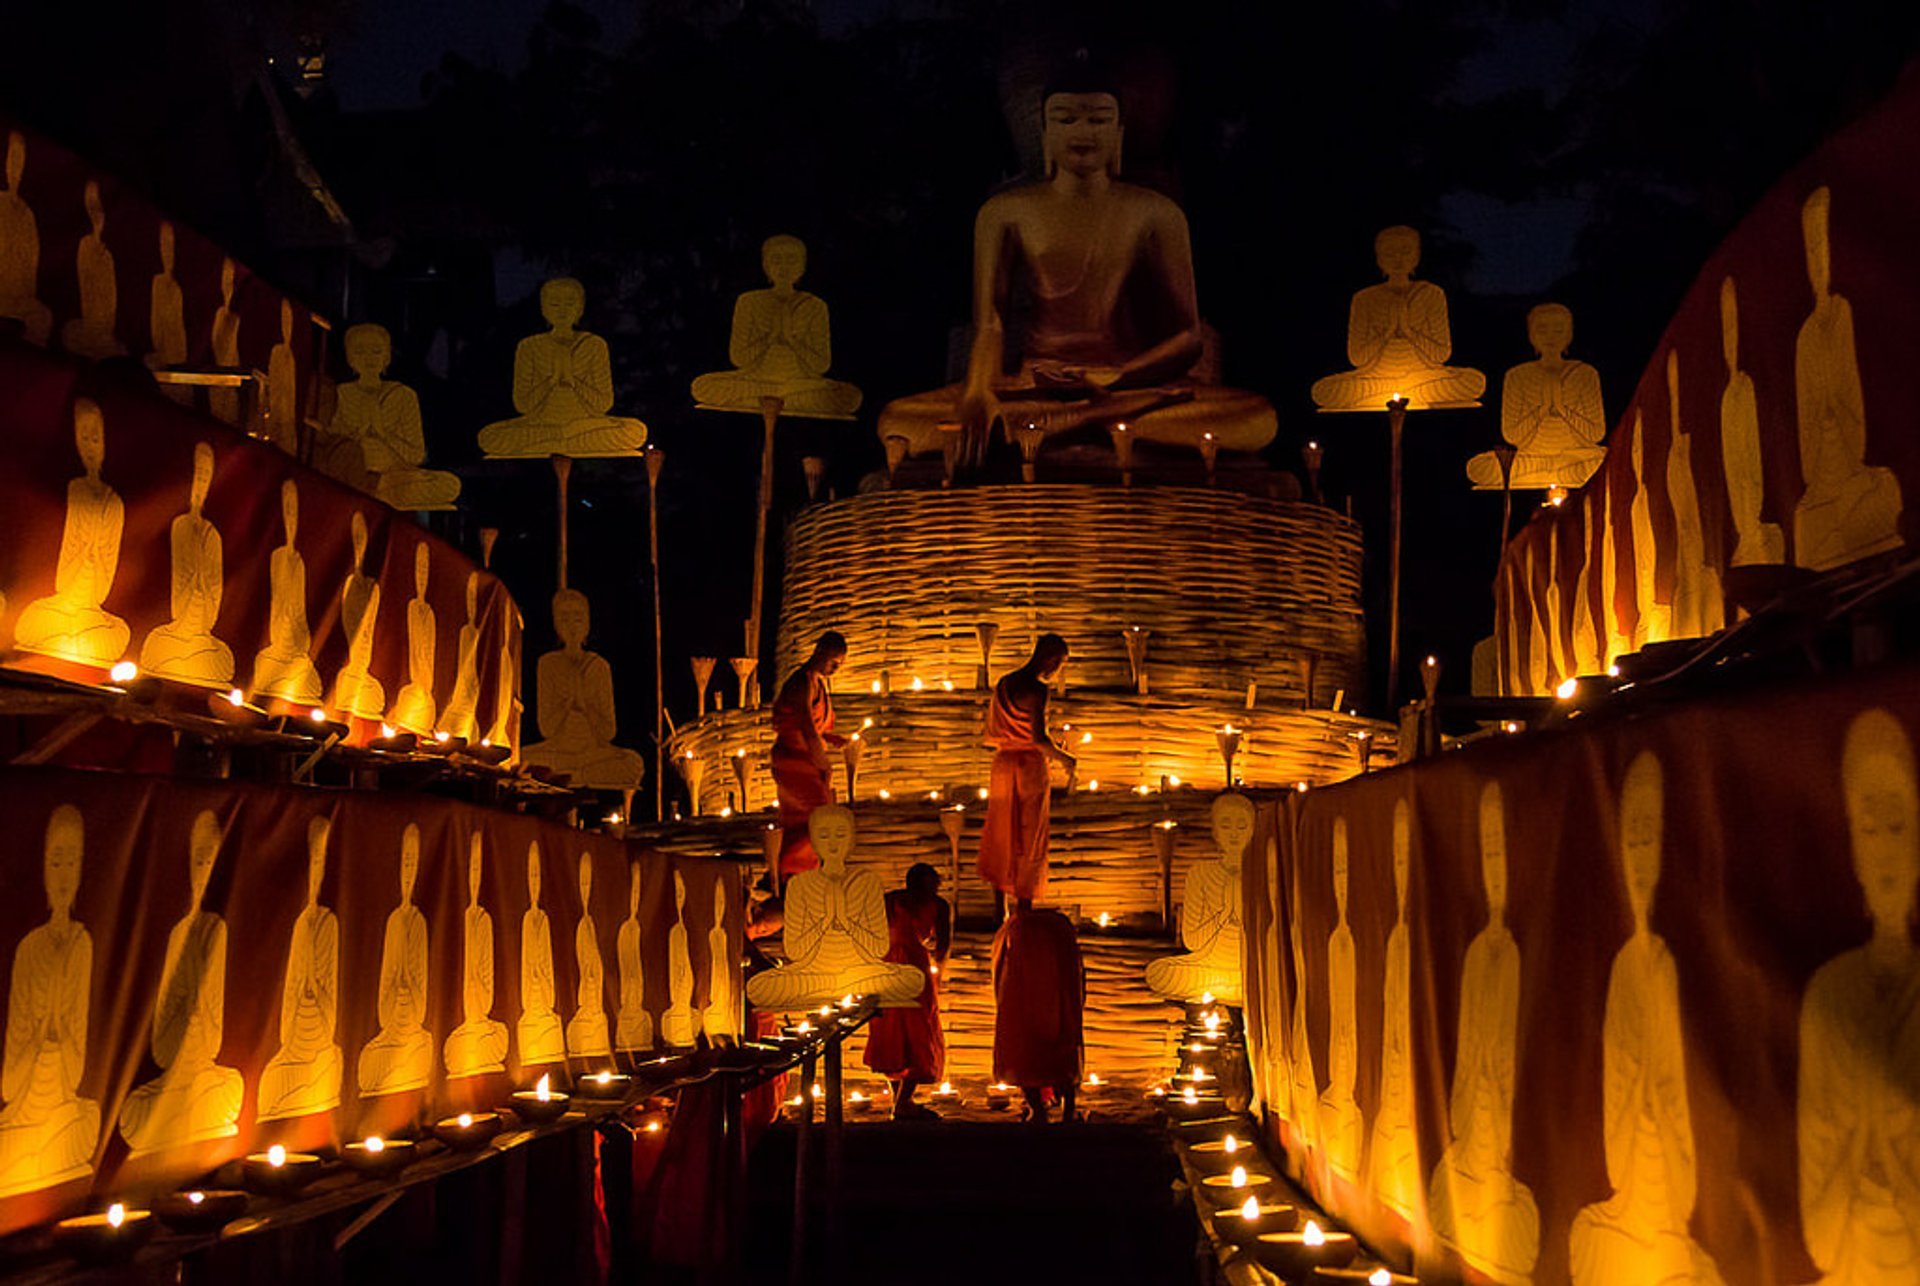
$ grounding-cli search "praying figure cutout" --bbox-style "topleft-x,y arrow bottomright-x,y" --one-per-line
1146,793 -> 1254,1005
567,853 -> 612,1059
1601,470 -> 1625,667
488,609 -> 523,754
1572,492 -> 1604,677
1793,188 -> 1902,572
1468,303 -> 1605,490
1796,708 -> 1920,1285
356,823 -> 433,1096
517,842 -> 565,1067
615,861 -> 653,1053
0,805 -> 98,1198
702,876 -> 736,1041
521,589 -> 644,789
1629,413 -> 1673,650
1261,835 -> 1292,1117
1570,752 -> 1724,1285
257,816 -> 342,1122
478,277 -> 647,458
1429,781 -> 1539,1285
322,323 -> 462,510
746,806 -> 925,1013
1527,532 -> 1557,695
250,480 -> 324,704
60,181 -> 122,359
139,441 -> 233,687
208,258 -> 242,425
387,543 -> 439,735
663,872 -> 696,1048
439,574 -> 484,742
691,234 -> 863,419
1366,800 -> 1422,1226
147,222 -> 188,389
1719,278 -> 1785,567
1285,873 -> 1320,1153
0,130 -> 51,345
119,810 -> 242,1155
1319,817 -> 1364,1182
263,300 -> 299,454
444,834 -> 508,1078
14,398 -> 128,667
1664,350 -> 1725,639
1311,225 -> 1486,412
329,512 -> 386,720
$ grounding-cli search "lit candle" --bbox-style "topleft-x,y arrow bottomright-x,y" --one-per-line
154,1188 -> 248,1233
436,1109 -> 503,1151
511,1072 -> 572,1123
1200,1164 -> 1275,1208
54,1200 -> 155,1263
108,660 -> 138,684
931,1081 -> 960,1103
243,1144 -> 323,1195
1085,1071 -> 1103,1088
577,1069 -> 633,1100
1095,912 -> 1111,928
1252,1218 -> 1359,1276
849,1090 -> 873,1114
986,1082 -> 1012,1111
343,1134 -> 416,1178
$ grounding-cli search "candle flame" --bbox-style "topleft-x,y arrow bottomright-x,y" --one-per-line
1229,1165 -> 1247,1188
1200,991 -> 1215,1005
1240,1195 -> 1261,1221
1086,1072 -> 1102,1086
810,1083 -> 823,1099
458,1113 -> 474,1127
187,1190 -> 205,1205
938,1081 -> 953,1094
594,1071 -> 614,1084
1303,1221 -> 1325,1247
1371,1272 -> 1393,1286
1556,676 -> 1579,700
644,1120 -> 662,1133
850,1091 -> 866,1102
878,789 -> 891,800
1223,1134 -> 1238,1153
310,707 -> 328,723
977,787 -> 989,800
1183,1087 -> 1198,1104
535,1073 -> 552,1101
109,661 -> 137,683
268,1144 -> 287,1167
364,1136 -> 385,1153
380,723 -> 396,739
941,679 -> 955,691
1096,912 -> 1111,928
870,680 -> 882,694
1203,1011 -> 1221,1031
840,994 -> 855,1007
107,1202 -> 126,1228
227,688 -> 245,707
910,676 -> 924,691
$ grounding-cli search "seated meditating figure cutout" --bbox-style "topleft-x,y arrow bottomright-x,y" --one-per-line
1260,835 -> 1292,1116
567,853 -> 611,1059
488,611 -> 522,754
692,235 -> 862,419
1366,800 -> 1423,1226
147,222 -> 189,398
478,277 -> 647,458
1146,793 -> 1253,1005
387,543 -> 439,735
1719,278 -> 1785,568
1286,881 -> 1320,1152
14,399 -> 129,667
702,876 -> 736,1041
0,130 -> 51,345
250,480 -> 324,704
1319,817 -> 1364,1182
60,181 -> 122,359
119,811 -> 242,1155
877,80 -> 1275,467
262,301 -> 299,453
521,589 -> 644,789
356,823 -> 433,1096
0,806 -> 99,1198
1312,226 -> 1485,413
439,574 -> 484,742
257,817 -> 342,1121
662,873 -> 696,1048
208,259 -> 242,426
1467,304 -> 1605,490
139,442 -> 234,687
615,861 -> 653,1053
329,512 -> 386,720
517,843 -> 565,1067
444,834 -> 508,1078
319,323 -> 462,509
745,806 -> 925,1013
1664,349 -> 1724,639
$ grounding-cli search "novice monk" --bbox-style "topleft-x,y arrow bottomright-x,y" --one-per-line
992,905 -> 1085,1125
978,635 -> 1076,910
769,632 -> 849,876
864,863 -> 951,1121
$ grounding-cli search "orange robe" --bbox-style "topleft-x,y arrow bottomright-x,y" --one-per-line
991,907 -> 1084,1089
769,667 -> 834,874
977,677 -> 1051,900
862,894 -> 943,1082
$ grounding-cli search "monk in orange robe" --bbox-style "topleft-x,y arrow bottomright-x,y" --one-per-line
977,634 -> 1076,908
769,632 -> 848,876
863,863 -> 951,1119
992,905 -> 1085,1124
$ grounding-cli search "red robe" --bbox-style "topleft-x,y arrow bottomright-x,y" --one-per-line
769,666 -> 834,874
862,893 -> 944,1082
977,675 -> 1052,900
991,907 -> 1084,1089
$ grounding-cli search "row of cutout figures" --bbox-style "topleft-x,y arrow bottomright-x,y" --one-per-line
0,812 -> 734,1199
1243,710 -> 1914,1285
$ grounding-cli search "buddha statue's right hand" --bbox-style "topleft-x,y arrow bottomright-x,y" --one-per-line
955,382 -> 1000,467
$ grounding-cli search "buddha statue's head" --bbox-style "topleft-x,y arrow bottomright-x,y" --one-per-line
809,804 -> 856,875
189,441 -> 214,513
158,220 -> 175,274
761,235 -> 807,290
539,278 -> 587,331
280,299 -> 296,344
1210,792 -> 1255,869
468,833 -> 484,904
219,256 -> 236,304
188,809 -> 221,908
1719,277 -> 1740,372
1477,781 -> 1508,919
1526,303 -> 1573,362
345,323 -> 392,382
1630,410 -> 1646,475
714,873 -> 729,922
1801,186 -> 1833,298
553,588 -> 591,649
73,398 -> 105,476
82,180 -> 103,234
1373,226 -> 1421,281
350,511 -> 369,567
413,541 -> 431,596
1392,799 -> 1411,913
400,823 -> 421,902
674,869 -> 687,912
628,860 -> 642,918
466,573 -> 480,622
307,816 -> 330,905
1842,708 -> 1919,934
44,804 -> 83,918
527,842 -> 543,905
4,130 -> 23,190
1332,816 -> 1350,918
1619,751 -> 1663,928
281,479 -> 299,545
578,851 -> 594,904
1042,90 -> 1123,180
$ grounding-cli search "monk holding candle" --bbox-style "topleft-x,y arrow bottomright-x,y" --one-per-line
992,905 -> 1085,1125
979,635 -> 1076,909
863,863 -> 951,1120
769,632 -> 849,876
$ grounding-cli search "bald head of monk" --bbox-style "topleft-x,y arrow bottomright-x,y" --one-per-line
1028,633 -> 1069,681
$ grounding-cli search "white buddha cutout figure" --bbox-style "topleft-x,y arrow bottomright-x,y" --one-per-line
1600,470 -> 1625,666
1366,800 -> 1422,1226
1311,225 -> 1486,412
615,861 -> 653,1054
0,130 -> 51,345
517,842 -> 565,1067
119,810 -> 242,1155
520,589 -> 644,789
1146,793 -> 1254,1005
208,258 -> 242,425
147,221 -> 188,388
1797,708 -> 1920,1285
1628,413 -> 1673,650
330,512 -> 386,720
1719,278 -> 1785,567
1571,492 -> 1604,677
60,181 -> 122,359
14,399 -> 128,667
1429,781 -> 1539,1285
691,235 -> 863,419
323,323 -> 462,510
1468,303 -> 1606,491
387,543 -> 439,735
262,300 -> 300,454
478,277 -> 648,458
1664,350 -> 1725,640
439,574 -> 484,742
702,875 -> 736,1042
1570,752 -> 1724,1285
139,442 -> 233,687
1793,188 -> 1902,572
250,480 -> 324,704
356,823 -> 433,1097
567,852 -> 611,1059
257,816 -> 342,1122
745,806 -> 925,1013
662,872 -> 696,1048
1261,835 -> 1291,1118
0,805 -> 99,1198
1285,875 -> 1320,1154
487,610 -> 523,755
444,834 -> 508,1079
1318,817 -> 1364,1183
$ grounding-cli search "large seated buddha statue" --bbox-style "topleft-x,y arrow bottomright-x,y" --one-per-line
1312,225 -> 1485,413
692,235 -> 862,419
878,83 -> 1275,468
478,278 -> 647,459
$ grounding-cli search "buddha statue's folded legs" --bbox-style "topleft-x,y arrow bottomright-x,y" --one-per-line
880,379 -> 1276,460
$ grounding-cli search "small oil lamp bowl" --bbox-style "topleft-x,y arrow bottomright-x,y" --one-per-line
847,1090 -> 876,1115
511,1087 -> 572,1125
1199,1167 -> 1277,1209
342,1137 -> 416,1180
1310,1264 -> 1415,1284
1171,1112 -> 1240,1134
929,1081 -> 961,1107
461,741 -> 513,766
1209,1198 -> 1298,1241
1186,1134 -> 1253,1173
1165,1090 -> 1228,1121
242,1147 -> 323,1197
985,1083 -> 1013,1112
575,1071 -> 633,1101
53,1204 -> 154,1264
153,1189 -> 248,1234
1253,1224 -> 1358,1277
434,1111 -> 502,1152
